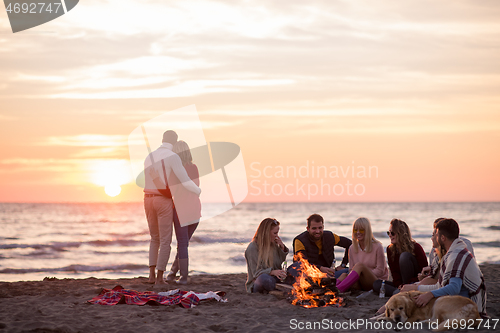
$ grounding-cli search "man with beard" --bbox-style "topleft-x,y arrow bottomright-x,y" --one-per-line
413,218 -> 487,317
288,214 -> 351,280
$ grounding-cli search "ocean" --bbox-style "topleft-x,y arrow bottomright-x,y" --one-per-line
1,202 -> 499,282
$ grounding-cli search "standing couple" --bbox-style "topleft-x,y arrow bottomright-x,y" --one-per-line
143,130 -> 201,285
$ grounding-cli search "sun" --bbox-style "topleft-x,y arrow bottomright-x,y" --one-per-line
104,184 -> 122,197
88,159 -> 132,198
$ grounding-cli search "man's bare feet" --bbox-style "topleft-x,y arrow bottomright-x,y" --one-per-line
148,266 -> 156,284
156,270 -> 167,285
155,279 -> 168,285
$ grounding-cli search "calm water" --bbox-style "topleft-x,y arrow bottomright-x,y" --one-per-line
1,202 -> 499,282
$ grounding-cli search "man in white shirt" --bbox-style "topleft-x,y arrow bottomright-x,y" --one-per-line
144,130 -> 201,285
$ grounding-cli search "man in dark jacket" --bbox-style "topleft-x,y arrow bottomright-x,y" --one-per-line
289,213 -> 351,280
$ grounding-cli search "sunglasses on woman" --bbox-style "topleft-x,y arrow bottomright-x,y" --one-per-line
353,228 -> 365,234
387,231 -> 396,236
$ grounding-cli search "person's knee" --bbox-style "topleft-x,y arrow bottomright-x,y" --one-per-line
334,268 -> 349,279
265,276 -> 276,291
399,252 -> 418,273
399,252 -> 415,266
287,262 -> 301,278
338,272 -> 348,282
399,252 -> 413,262
399,252 -> 415,269
253,274 -> 275,293
159,239 -> 172,248
177,238 -> 189,247
255,274 -> 267,283
148,227 -> 160,240
177,247 -> 189,259
159,228 -> 173,241
353,262 -> 367,271
354,262 -> 365,268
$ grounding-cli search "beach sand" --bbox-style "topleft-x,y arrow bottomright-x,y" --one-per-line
0,264 -> 498,333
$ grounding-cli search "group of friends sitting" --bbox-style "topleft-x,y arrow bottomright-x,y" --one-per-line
244,214 -> 487,317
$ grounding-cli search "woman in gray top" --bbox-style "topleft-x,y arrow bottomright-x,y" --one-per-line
245,218 -> 288,293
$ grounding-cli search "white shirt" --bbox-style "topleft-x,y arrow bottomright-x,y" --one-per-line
144,143 -> 200,195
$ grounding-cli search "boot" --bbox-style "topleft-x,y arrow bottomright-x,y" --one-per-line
336,271 -> 359,292
176,258 -> 189,285
166,258 -> 179,283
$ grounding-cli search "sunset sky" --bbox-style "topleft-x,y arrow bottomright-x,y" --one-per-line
1,0 -> 499,203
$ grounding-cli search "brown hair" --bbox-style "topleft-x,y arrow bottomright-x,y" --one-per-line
162,130 -> 178,144
173,140 -> 193,165
433,218 -> 447,260
307,214 -> 323,228
436,218 -> 460,241
388,218 -> 415,261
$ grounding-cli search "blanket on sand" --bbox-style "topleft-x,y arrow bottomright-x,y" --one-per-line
87,285 -> 200,308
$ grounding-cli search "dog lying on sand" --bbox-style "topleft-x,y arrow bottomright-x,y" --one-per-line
371,291 -> 481,331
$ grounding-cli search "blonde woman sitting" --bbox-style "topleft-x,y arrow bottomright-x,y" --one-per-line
336,217 -> 388,292
245,218 -> 289,293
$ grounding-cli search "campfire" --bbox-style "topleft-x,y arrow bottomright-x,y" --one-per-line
289,253 -> 344,308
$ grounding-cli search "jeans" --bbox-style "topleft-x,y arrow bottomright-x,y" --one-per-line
399,252 -> 420,284
252,274 -> 279,293
335,268 -> 349,279
173,208 -> 199,260
373,251 -> 420,297
373,280 -> 398,297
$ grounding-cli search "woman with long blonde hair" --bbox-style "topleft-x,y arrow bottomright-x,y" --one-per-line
336,217 -> 388,292
245,218 -> 289,293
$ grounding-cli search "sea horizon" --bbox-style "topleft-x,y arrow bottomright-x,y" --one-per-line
2,200 -> 499,204
1,201 -> 499,282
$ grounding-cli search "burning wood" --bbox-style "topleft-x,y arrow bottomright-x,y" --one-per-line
289,253 -> 344,308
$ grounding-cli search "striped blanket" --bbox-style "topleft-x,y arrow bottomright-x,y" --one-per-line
87,285 -> 200,308
439,238 -> 487,315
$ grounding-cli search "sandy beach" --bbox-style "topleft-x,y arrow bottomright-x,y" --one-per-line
0,264 -> 498,333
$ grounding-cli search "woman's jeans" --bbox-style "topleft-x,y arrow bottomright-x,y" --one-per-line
173,209 -> 199,260
399,251 -> 420,284
373,251 -> 420,296
252,274 -> 279,293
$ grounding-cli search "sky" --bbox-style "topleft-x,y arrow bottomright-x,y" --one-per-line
0,0 -> 499,203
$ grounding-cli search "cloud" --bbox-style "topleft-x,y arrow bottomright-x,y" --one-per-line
50,78 -> 295,99
1,0 -> 499,106
0,114 -> 17,120
32,135 -> 131,159
39,134 -> 129,147
69,147 -> 129,158
0,157 -> 133,186
0,158 -> 77,168
1,0 -> 499,203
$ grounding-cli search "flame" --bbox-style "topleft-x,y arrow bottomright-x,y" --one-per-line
290,253 -> 343,308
